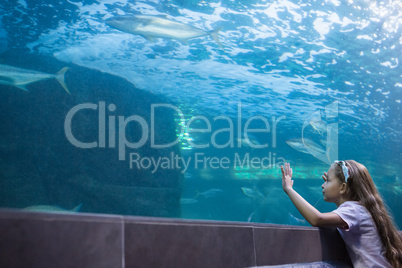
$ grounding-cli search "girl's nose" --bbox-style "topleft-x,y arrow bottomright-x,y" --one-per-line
321,183 -> 325,189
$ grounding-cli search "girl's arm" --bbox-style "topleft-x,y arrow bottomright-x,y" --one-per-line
281,163 -> 347,228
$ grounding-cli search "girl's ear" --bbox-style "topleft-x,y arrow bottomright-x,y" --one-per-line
339,183 -> 347,195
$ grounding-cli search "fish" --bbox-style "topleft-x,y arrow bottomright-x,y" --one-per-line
105,15 -> 221,46
195,188 -> 223,198
247,211 -> 256,222
309,119 -> 327,135
236,135 -> 262,149
319,139 -> 327,146
0,64 -> 70,94
286,138 -> 326,155
180,198 -> 198,205
241,187 -> 265,199
288,213 -> 307,225
23,203 -> 82,213
307,110 -> 327,135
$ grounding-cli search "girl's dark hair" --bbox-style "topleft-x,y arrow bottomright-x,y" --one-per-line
333,160 -> 402,268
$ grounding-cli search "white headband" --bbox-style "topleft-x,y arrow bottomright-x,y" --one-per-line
335,160 -> 349,182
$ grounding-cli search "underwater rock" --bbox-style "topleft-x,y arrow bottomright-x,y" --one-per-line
0,50 -> 182,217
67,174 -> 180,216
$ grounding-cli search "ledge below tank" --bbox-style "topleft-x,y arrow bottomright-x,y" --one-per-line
0,209 -> 357,268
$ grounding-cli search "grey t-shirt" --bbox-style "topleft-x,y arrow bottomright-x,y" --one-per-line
333,201 -> 392,268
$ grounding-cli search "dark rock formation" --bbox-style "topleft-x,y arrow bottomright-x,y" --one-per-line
0,50 -> 182,217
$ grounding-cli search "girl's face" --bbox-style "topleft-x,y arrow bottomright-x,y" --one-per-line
321,166 -> 343,204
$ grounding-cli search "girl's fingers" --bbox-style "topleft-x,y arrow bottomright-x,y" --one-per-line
281,163 -> 293,177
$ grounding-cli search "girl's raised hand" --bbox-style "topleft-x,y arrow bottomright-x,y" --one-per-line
322,172 -> 328,182
281,162 -> 294,193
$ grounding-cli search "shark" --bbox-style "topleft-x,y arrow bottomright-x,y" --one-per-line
105,15 -> 221,46
0,63 -> 70,94
286,138 -> 326,155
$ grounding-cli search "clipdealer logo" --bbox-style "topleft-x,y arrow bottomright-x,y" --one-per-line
64,102 -> 287,173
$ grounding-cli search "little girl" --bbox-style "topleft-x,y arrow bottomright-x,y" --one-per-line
281,160 -> 402,268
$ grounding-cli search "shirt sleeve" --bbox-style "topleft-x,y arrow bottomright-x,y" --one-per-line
332,202 -> 359,231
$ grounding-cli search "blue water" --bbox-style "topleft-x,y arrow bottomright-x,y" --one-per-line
0,0 -> 400,227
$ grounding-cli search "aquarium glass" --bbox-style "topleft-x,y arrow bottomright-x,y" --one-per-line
0,0 -> 401,227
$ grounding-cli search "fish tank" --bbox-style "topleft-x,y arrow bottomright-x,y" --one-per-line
0,0 -> 400,228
